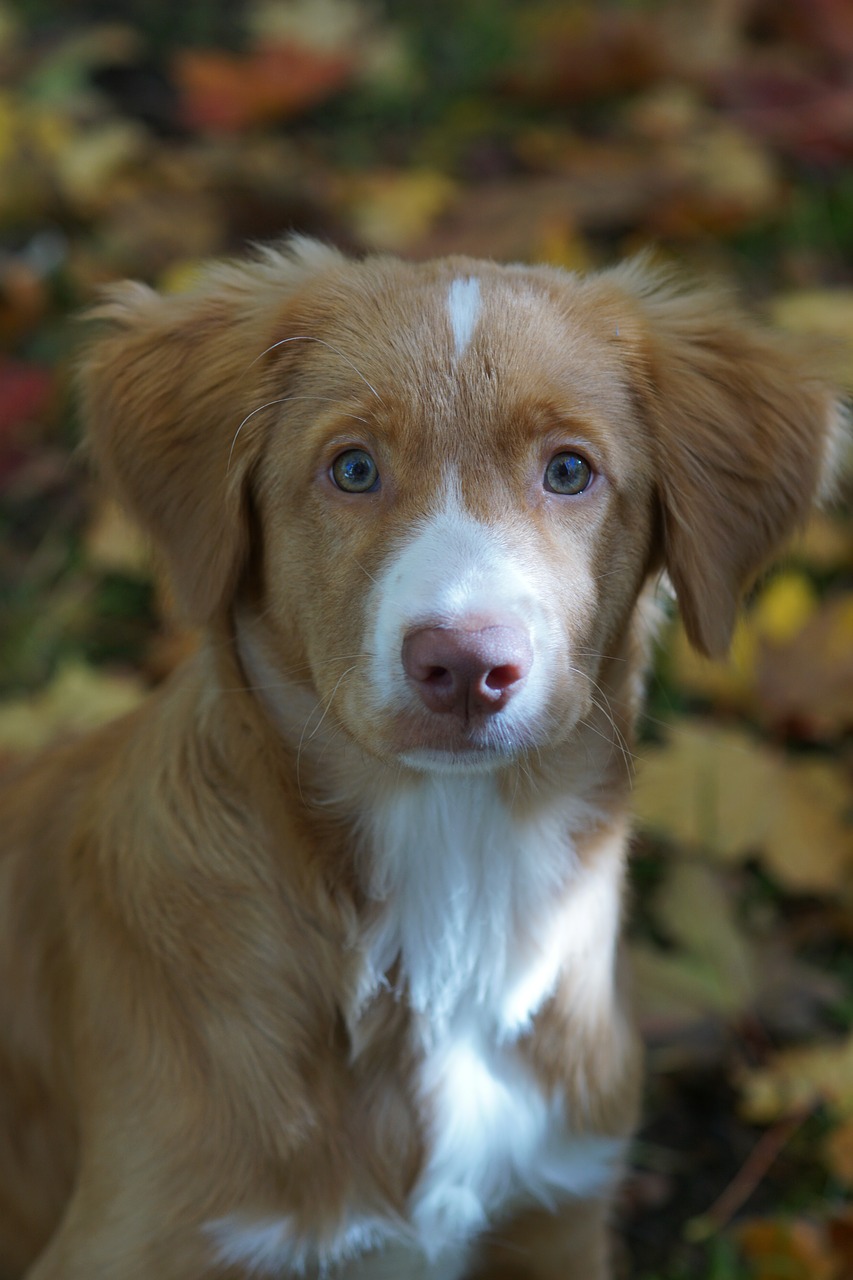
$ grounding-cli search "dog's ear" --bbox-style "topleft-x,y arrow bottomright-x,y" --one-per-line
609,266 -> 845,658
79,240 -> 345,623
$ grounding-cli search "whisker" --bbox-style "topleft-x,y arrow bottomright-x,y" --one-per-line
227,395 -> 369,473
296,662 -> 361,800
567,662 -> 637,787
220,652 -> 369,695
249,335 -> 384,404
306,665 -> 359,743
354,559 -> 378,586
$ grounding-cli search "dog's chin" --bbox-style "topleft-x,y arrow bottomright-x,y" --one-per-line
383,712 -> 542,775
397,744 -> 516,776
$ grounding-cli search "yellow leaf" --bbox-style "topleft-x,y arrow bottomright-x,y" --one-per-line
666,613 -> 757,706
771,288 -> 853,385
85,498 -> 152,575
532,218 -> 591,272
55,121 -> 150,213
634,722 -> 853,892
739,1034 -> 853,1123
654,861 -> 756,1007
0,664 -> 145,757
791,513 -> 853,574
752,571 -> 819,645
344,170 -> 457,252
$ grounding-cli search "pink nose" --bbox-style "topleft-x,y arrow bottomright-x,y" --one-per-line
402,623 -> 533,718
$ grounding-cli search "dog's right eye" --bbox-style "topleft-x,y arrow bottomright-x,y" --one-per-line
331,449 -> 380,493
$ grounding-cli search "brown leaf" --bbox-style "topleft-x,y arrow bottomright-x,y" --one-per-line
506,9 -> 666,105
174,42 -> 353,135
755,592 -> 853,739
414,162 -> 670,261
826,1119 -> 853,1185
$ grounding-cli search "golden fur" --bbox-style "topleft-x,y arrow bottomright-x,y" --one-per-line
0,241 -> 839,1279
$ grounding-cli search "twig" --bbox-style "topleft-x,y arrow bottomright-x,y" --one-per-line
685,1108 -> 812,1242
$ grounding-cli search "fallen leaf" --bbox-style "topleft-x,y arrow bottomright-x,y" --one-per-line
665,612 -> 757,709
0,663 -> 145,758
790,513 -> 853,574
84,498 -> 152,576
343,170 -> 457,252
828,1208 -> 853,1276
651,122 -> 780,237
771,289 -> 853,386
634,722 -> 853,893
0,359 -> 53,436
174,42 -> 353,135
826,1118 -> 853,1184
652,860 -> 756,1012
507,8 -> 665,105
752,571 -> 820,646
739,1034 -> 853,1123
736,1218 -> 836,1280
755,592 -> 853,739
54,121 -> 151,214
414,163 -> 670,260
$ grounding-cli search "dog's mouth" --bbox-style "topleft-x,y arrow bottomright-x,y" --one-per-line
384,709 -> 541,772
396,743 -> 516,775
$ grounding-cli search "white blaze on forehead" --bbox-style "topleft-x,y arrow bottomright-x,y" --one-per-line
447,277 -> 481,358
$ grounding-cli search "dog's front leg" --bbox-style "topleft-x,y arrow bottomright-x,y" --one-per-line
24,1194 -> 238,1280
466,1199 -> 611,1280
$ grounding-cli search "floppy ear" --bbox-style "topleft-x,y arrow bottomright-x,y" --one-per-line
79,240 -> 345,623
613,267 -> 844,658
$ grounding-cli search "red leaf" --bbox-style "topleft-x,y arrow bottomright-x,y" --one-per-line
0,359 -> 54,483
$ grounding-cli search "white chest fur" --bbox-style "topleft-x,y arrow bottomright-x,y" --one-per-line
360,773 -> 625,1261
356,772 -> 596,1032
206,774 -> 625,1276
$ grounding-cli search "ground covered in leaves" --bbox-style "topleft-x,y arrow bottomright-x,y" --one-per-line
1,2 -> 853,1277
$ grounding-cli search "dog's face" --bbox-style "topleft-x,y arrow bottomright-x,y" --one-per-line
81,243 -> 838,773
249,264 -> 658,771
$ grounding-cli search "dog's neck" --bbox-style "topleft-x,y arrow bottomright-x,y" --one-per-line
229,603 -> 629,1034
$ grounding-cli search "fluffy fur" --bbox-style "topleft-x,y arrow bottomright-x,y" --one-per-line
0,240 -> 840,1279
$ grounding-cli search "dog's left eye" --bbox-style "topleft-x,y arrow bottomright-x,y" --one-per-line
331,449 -> 380,493
544,452 -> 593,495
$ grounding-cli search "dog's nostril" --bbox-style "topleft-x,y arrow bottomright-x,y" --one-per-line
485,663 -> 523,693
401,623 -> 533,717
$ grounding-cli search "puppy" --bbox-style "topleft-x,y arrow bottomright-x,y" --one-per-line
0,240 -> 840,1280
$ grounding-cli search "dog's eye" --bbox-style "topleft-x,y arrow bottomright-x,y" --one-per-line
331,449 -> 380,493
544,452 -> 592,495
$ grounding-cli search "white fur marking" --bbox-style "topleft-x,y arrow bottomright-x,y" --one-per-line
447,278 -> 481,358
204,1213 -> 390,1276
367,487 -> 560,748
413,1031 -> 625,1252
358,772 -> 584,1029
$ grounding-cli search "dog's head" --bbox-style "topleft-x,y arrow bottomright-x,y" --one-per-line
81,241 -> 841,772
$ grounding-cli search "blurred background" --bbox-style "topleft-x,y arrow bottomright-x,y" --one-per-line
1,1 -> 852,1276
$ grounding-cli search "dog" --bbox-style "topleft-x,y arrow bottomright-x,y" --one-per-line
0,239 -> 842,1279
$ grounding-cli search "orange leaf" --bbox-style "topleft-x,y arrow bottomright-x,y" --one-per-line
737,1218 -> 836,1280
174,42 -> 353,134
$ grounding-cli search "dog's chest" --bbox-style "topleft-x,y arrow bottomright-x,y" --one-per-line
406,1012 -> 621,1261
353,776 -> 621,1254
208,777 -> 622,1277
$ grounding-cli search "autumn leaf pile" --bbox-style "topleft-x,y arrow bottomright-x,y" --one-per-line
0,2 -> 852,1277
